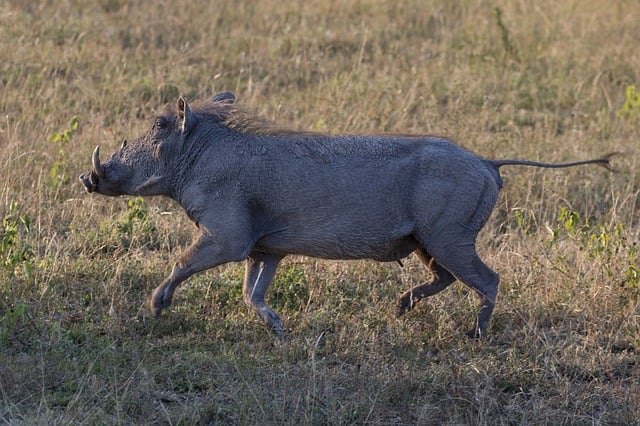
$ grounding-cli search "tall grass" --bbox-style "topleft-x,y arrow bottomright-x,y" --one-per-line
0,0 -> 638,423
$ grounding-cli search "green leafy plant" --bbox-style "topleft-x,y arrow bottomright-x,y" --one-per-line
513,208 -> 536,235
115,197 -> 157,248
117,197 -> 152,236
617,85 -> 640,118
0,302 -> 29,344
48,116 -> 79,190
559,207 -> 581,236
271,264 -> 310,312
545,207 -> 640,293
86,197 -> 160,254
0,202 -> 33,279
494,7 -> 520,63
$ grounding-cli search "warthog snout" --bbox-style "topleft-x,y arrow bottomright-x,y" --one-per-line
79,146 -> 103,193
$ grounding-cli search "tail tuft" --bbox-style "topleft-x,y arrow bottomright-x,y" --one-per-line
595,152 -> 622,172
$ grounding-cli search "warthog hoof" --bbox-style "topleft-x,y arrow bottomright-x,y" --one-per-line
150,286 -> 173,317
466,321 -> 488,339
467,328 -> 482,339
257,306 -> 285,338
395,293 -> 416,318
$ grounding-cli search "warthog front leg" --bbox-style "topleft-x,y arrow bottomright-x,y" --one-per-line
243,252 -> 284,337
151,233 -> 246,316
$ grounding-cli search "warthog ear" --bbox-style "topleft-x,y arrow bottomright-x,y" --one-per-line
178,97 -> 194,134
212,92 -> 236,104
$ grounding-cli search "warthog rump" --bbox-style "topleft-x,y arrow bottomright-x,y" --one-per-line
80,92 -> 616,338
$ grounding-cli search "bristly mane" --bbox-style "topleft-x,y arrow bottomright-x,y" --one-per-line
164,96 -> 442,141
166,97 -> 317,137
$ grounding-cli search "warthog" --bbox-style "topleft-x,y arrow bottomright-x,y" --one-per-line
80,92 -> 615,338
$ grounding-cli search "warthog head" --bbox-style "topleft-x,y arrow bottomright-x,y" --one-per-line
79,92 -> 236,197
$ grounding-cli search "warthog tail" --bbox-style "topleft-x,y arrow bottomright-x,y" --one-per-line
488,152 -> 620,172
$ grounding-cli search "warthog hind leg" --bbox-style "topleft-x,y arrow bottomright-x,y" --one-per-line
423,243 -> 498,338
397,243 -> 499,338
396,248 -> 456,317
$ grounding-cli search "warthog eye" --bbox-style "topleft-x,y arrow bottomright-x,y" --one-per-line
154,117 -> 168,130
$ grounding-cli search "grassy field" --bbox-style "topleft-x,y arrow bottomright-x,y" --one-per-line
1,0 -> 639,424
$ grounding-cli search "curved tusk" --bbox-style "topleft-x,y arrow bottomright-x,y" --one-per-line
92,146 -> 105,178
121,139 -> 128,150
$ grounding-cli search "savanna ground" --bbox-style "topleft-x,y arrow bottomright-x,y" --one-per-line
1,0 -> 639,424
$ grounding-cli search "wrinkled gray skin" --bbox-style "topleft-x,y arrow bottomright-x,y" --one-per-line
80,92 -> 614,338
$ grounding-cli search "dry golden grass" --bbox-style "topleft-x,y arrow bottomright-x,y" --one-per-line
1,0 -> 639,424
